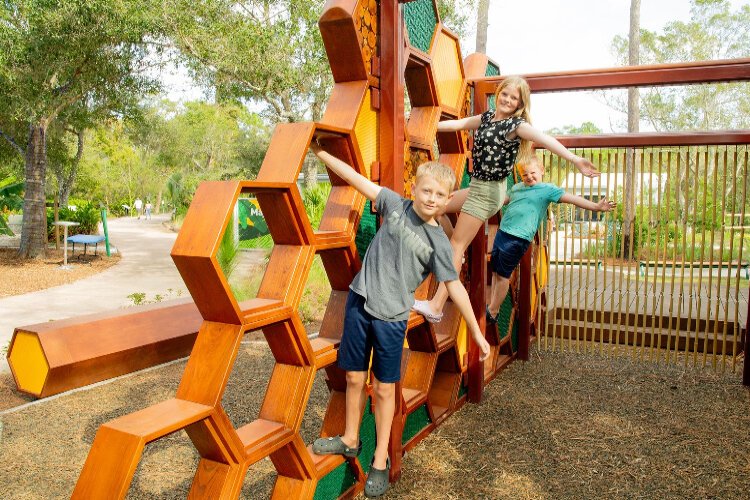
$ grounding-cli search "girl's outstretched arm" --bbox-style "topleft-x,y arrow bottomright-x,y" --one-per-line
515,123 -> 601,178
437,114 -> 483,132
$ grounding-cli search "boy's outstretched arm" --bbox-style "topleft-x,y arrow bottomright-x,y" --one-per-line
311,142 -> 382,202
559,193 -> 616,213
444,280 -> 491,361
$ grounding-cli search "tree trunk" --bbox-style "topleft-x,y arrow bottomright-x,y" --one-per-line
56,128 -> 84,207
155,189 -> 163,214
19,122 -> 50,259
622,0 -> 640,259
475,0 -> 490,53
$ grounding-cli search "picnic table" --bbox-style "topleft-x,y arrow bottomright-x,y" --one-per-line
67,234 -> 106,261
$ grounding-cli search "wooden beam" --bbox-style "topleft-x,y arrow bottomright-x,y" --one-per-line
472,58 -> 750,94
540,130 -> 750,149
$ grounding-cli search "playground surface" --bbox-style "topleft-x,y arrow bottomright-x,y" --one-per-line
0,342 -> 747,499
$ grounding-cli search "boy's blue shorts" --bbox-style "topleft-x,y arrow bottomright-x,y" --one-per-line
338,291 -> 407,383
490,230 -> 531,278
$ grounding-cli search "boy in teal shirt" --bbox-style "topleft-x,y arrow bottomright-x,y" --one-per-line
487,156 -> 616,321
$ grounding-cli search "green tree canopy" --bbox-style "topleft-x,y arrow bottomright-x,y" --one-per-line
0,0 -> 166,257
610,0 -> 750,131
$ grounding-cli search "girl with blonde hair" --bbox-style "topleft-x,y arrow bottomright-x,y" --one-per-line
413,75 -> 600,323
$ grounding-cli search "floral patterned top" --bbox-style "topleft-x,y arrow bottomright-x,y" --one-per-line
470,111 -> 524,182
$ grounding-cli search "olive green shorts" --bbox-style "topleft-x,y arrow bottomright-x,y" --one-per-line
460,177 -> 507,220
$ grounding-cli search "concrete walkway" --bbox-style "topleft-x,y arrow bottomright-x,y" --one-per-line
0,214 -> 187,373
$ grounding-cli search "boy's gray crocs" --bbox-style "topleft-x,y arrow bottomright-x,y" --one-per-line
364,457 -> 391,498
311,436 -> 362,457
412,300 -> 443,323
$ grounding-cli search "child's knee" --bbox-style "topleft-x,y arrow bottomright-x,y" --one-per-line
346,370 -> 367,388
372,379 -> 395,400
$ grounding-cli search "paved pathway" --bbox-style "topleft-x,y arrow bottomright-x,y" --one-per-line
0,215 -> 187,373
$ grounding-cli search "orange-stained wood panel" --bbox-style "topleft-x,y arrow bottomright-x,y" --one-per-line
177,322 -> 244,407
73,399 -> 214,499
319,244 -> 361,291
262,314 -> 314,367
10,298 -> 202,398
259,363 -> 316,430
185,406 -> 245,464
257,245 -> 316,307
188,459 -> 245,500
407,106 -> 441,147
405,52 -> 438,108
463,52 -> 494,80
256,122 -> 316,183
255,187 -> 314,246
72,426 -> 144,499
319,0 -> 367,83
317,185 -> 363,234
320,81 -> 369,131
172,181 -> 244,325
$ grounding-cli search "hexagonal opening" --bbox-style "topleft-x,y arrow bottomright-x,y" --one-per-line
217,197 -> 273,309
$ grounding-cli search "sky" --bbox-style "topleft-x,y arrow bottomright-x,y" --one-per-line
461,0 -> 750,132
162,0 -> 750,133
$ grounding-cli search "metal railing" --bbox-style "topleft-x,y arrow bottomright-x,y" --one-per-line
537,140 -> 749,372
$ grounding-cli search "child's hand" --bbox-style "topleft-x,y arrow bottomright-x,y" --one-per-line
310,141 -> 323,155
573,156 -> 600,178
596,197 -> 616,212
472,330 -> 491,361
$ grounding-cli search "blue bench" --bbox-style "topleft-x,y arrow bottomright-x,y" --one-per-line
67,234 -> 105,260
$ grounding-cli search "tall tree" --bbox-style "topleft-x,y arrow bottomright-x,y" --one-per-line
622,0 -> 641,259
475,0 -> 490,53
611,0 -> 750,131
0,0 -> 164,257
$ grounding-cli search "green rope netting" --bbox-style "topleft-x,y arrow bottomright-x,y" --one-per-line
402,403 -> 432,445
403,0 -> 436,53
355,200 -> 377,261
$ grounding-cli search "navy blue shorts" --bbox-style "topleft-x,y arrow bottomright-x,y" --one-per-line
338,291 -> 407,383
490,230 -> 531,278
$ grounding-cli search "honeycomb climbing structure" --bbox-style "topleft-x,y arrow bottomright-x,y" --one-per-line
73,1 -> 525,498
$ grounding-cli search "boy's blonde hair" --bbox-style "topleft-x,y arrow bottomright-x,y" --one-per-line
518,155 -> 544,176
415,161 -> 456,191
494,75 -> 533,165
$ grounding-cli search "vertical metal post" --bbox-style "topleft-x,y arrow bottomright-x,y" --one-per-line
101,208 -> 111,257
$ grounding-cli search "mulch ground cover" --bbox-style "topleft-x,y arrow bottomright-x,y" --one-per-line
0,248 -> 120,298
0,343 -> 747,499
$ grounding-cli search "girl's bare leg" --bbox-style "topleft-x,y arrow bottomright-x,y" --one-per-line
427,211 -> 485,313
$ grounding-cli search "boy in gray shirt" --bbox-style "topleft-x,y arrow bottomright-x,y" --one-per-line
310,142 -> 489,498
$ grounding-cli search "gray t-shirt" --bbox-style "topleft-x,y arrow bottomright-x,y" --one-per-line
350,188 -> 458,321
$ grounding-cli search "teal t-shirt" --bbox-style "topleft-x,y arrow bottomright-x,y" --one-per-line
500,182 -> 565,242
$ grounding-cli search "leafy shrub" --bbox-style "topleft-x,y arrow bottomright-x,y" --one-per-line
46,201 -> 101,239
